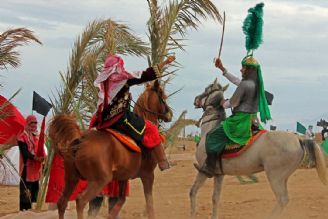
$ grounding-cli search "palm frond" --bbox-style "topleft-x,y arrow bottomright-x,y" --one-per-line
36,141 -> 54,210
162,110 -> 197,149
147,0 -> 222,73
0,28 -> 41,70
52,19 -> 149,115
167,87 -> 183,98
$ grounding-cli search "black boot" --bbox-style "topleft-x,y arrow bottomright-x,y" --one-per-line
198,152 -> 217,178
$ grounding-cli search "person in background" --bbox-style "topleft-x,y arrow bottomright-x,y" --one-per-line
305,125 -> 315,140
321,123 -> 328,141
194,131 -> 201,146
17,115 -> 45,211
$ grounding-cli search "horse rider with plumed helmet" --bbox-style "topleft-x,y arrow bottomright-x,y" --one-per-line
197,3 -> 271,177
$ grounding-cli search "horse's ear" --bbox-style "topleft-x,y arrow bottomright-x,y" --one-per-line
153,80 -> 160,90
213,78 -> 218,85
145,82 -> 151,89
213,78 -> 221,89
223,84 -> 229,92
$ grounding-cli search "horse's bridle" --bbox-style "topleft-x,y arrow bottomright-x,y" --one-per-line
200,88 -> 221,110
132,89 -> 170,117
197,88 -> 224,126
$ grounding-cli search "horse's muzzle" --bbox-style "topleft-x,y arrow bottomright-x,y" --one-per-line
163,110 -> 173,122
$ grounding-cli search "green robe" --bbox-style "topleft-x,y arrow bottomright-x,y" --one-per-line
205,112 -> 258,153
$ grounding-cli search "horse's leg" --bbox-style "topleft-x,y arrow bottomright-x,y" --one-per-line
189,172 -> 208,219
265,142 -> 303,219
211,175 -> 224,219
265,164 -> 297,219
108,197 -> 118,213
266,175 -> 288,219
107,197 -> 126,219
141,173 -> 155,219
57,164 -> 79,219
87,196 -> 104,219
76,181 -> 108,219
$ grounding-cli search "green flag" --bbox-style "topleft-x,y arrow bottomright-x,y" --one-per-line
296,122 -> 306,134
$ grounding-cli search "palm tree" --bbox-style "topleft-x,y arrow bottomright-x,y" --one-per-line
0,27 -> 41,129
0,27 -> 42,71
144,0 -> 222,140
36,19 -> 151,209
163,110 -> 197,150
0,27 -> 41,119
0,27 -> 41,192
52,1 -> 222,125
147,0 -> 222,74
41,0 -> 223,209
51,19 -> 149,123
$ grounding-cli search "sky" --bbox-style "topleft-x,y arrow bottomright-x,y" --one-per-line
1,0 -> 328,133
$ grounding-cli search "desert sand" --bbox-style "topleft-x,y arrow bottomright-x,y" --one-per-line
1,140 -> 328,219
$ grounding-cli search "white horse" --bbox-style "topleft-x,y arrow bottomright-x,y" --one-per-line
190,78 -> 328,219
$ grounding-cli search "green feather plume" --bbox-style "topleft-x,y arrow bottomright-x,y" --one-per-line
242,2 -> 264,54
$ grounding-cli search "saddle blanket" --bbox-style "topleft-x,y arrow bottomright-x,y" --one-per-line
222,130 -> 267,158
105,129 -> 141,152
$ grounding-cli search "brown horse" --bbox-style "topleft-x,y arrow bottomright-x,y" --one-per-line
48,80 -> 172,219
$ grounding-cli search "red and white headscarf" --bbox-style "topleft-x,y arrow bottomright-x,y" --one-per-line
94,55 -> 143,111
19,115 -> 38,155
18,115 -> 42,181
25,115 -> 38,134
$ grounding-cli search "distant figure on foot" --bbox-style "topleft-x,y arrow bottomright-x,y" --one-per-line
17,115 -> 45,211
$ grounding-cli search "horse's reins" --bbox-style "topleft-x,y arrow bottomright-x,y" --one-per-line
130,90 -> 170,117
198,107 -> 224,126
201,88 -> 221,110
198,88 -> 224,126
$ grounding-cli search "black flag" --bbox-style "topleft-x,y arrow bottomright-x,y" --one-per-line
317,119 -> 328,127
32,91 -> 52,116
265,91 -> 274,105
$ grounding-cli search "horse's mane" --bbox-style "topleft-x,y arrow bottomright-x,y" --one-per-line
134,81 -> 167,124
48,114 -> 81,153
134,84 -> 152,117
135,86 -> 151,110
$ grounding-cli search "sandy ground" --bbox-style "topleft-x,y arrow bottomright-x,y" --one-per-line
1,140 -> 328,219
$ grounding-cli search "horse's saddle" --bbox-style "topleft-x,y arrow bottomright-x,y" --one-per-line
105,129 -> 141,153
222,129 -> 267,158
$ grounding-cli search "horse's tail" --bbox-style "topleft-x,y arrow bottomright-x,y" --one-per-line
300,139 -> 328,185
48,113 -> 81,155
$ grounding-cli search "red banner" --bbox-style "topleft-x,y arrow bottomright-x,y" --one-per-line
0,95 -> 26,144
37,116 -> 46,157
